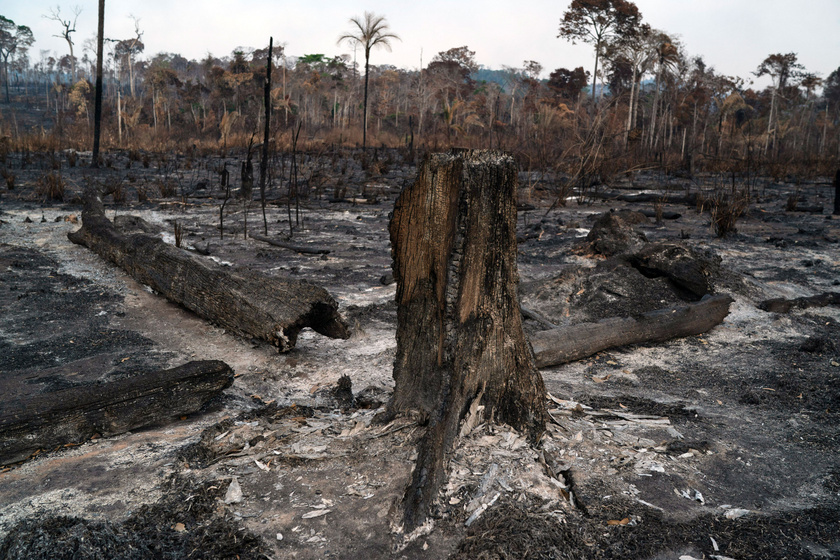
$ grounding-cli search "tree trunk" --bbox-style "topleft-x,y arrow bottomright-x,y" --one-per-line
91,0 -> 105,168
834,169 -> 840,216
383,149 -> 547,531
0,360 -> 233,466
260,37 -> 273,235
530,294 -> 734,368
68,191 -> 350,352
362,56 -> 370,150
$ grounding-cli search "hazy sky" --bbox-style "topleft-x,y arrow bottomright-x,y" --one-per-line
6,0 -> 840,87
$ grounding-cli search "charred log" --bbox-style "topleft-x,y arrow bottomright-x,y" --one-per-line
759,292 -> 840,314
530,294 -> 734,368
249,233 -> 330,255
0,360 -> 233,466
68,191 -> 350,351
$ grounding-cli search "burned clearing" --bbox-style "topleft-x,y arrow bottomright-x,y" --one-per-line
1,148 -> 839,559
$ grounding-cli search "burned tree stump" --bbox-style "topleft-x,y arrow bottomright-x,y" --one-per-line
384,149 -> 547,531
0,360 -> 233,466
68,191 -> 349,351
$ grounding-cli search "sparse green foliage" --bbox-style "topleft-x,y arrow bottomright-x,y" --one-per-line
0,15 -> 35,103
558,0 -> 642,102
338,11 -> 400,150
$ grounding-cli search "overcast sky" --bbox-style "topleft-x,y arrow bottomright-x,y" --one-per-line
6,1 -> 840,88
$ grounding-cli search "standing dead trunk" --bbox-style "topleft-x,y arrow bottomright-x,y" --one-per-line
260,37 -> 273,235
833,169 -> 840,216
90,0 -> 105,168
383,149 -> 547,531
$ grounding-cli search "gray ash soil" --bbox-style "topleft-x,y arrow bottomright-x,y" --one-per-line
1,149 -> 840,558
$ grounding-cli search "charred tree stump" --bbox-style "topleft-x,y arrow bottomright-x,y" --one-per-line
530,294 -> 734,368
384,149 -> 547,531
0,360 -> 233,466
68,191 -> 349,351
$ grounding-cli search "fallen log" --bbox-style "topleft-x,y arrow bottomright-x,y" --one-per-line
0,360 -> 234,466
530,294 -> 734,368
68,191 -> 349,351
639,209 -> 682,220
759,292 -> 840,314
249,232 -> 330,255
593,191 -> 697,205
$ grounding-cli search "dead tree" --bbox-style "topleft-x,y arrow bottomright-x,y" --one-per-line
260,37 -> 273,235
382,149 -> 547,531
1,360 -> 233,466
834,169 -> 840,216
68,191 -> 349,352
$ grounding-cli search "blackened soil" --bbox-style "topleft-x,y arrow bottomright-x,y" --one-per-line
0,476 -> 269,560
0,244 -> 172,394
451,498 -> 840,560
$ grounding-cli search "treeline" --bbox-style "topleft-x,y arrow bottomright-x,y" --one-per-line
1,6 -> 839,181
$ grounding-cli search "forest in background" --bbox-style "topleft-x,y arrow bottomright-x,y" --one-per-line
1,2 -> 839,189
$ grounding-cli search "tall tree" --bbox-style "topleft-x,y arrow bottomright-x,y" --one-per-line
114,15 -> 144,97
754,52 -> 805,154
558,0 -> 641,103
0,16 -> 35,103
44,5 -> 81,82
603,23 -> 653,145
337,11 -> 399,150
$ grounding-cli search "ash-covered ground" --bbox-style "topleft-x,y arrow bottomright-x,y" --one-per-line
1,149 -> 839,559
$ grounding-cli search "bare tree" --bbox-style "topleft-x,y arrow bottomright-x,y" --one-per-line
337,11 -> 399,150
558,0 -> 641,103
44,5 -> 81,82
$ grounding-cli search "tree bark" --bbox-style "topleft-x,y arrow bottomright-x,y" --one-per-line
383,149 -> 547,531
91,0 -> 104,168
0,360 -> 233,466
260,37 -> 273,235
68,191 -> 350,352
530,294 -> 734,368
834,169 -> 840,216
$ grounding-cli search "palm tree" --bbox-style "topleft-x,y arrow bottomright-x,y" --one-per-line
338,12 -> 399,150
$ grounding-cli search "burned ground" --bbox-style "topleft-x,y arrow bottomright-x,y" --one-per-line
1,149 -> 839,558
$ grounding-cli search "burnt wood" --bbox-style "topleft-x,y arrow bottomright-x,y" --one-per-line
249,233 -> 330,255
384,149 -> 547,531
759,292 -> 840,314
530,294 -> 734,368
68,191 -> 349,351
0,360 -> 234,465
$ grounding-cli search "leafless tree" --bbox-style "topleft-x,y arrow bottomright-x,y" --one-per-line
44,5 -> 81,82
